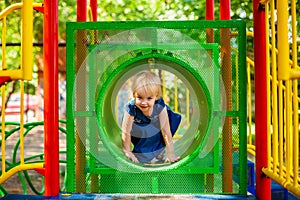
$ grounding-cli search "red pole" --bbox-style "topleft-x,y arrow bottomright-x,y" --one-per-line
88,1 -> 99,192
90,0 -> 97,21
43,0 -> 59,196
77,0 -> 87,22
253,0 -> 271,199
220,0 -> 230,20
220,0 -> 233,193
206,0 -> 214,20
205,0 -> 215,193
75,0 -> 87,193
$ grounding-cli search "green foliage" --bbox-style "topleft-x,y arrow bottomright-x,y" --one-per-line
97,0 -> 206,21
1,0 -> 298,92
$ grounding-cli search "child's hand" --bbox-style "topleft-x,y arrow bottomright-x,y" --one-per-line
124,151 -> 139,163
165,153 -> 180,163
164,138 -> 180,163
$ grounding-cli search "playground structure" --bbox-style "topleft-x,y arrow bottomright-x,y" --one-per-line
0,0 -> 299,200
66,20 -> 246,194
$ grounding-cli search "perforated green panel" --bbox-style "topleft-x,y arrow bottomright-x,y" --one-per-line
66,20 -> 247,194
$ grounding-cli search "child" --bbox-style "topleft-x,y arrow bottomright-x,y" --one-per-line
121,70 -> 181,163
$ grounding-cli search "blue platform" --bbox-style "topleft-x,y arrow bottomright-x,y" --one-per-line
2,193 -> 257,200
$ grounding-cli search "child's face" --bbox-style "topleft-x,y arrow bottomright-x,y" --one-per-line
133,87 -> 156,116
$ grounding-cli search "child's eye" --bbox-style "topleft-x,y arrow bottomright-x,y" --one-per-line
147,97 -> 153,100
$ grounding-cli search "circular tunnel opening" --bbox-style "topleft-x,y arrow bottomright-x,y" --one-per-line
95,53 -> 212,172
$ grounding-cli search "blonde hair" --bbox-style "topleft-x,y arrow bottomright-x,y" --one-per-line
131,71 -> 162,100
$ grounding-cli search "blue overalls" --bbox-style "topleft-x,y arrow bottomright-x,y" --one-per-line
125,98 -> 181,163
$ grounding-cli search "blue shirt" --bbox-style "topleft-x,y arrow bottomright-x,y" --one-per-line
125,97 -> 181,163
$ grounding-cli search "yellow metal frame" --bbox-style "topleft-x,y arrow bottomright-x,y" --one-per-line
249,0 -> 300,197
276,0 -> 300,80
0,1 -> 44,185
0,80 -> 44,184
0,1 -> 41,80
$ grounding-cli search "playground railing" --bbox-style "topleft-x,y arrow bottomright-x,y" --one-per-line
259,0 -> 299,197
0,120 -> 67,196
0,1 -> 44,188
0,1 -> 38,81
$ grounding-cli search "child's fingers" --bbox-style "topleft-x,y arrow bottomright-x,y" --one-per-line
125,152 -> 139,163
164,156 -> 180,163
131,156 -> 139,163
174,156 -> 180,162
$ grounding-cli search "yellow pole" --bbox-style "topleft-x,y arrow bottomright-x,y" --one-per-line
265,2 -> 271,170
22,0 -> 33,80
186,88 -> 190,127
20,81 -> 25,165
276,0 -> 300,80
174,76 -> 178,112
1,17 -> 6,70
173,76 -> 179,139
270,0 -> 279,173
285,82 -> 292,186
290,0 -> 300,79
1,14 -> 7,174
292,79 -> 299,188
1,85 -> 6,174
278,82 -> 284,178
277,0 -> 289,80
291,0 -> 297,70
291,0 -> 299,189
162,71 -> 166,101
246,59 -> 252,145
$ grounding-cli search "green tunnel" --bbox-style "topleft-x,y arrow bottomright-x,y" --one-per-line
95,51 -> 214,172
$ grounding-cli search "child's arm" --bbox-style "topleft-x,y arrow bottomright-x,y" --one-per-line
121,112 -> 139,163
159,107 -> 180,163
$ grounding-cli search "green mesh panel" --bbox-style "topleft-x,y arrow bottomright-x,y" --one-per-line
66,20 -> 247,194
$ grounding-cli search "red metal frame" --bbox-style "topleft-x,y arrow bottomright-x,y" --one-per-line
90,0 -> 97,21
43,0 -> 59,196
220,0 -> 233,193
206,0 -> 214,20
253,0 -> 271,199
77,0 -> 87,22
74,0 -> 88,193
0,77 -> 12,87
39,0 -> 270,198
220,0 -> 230,20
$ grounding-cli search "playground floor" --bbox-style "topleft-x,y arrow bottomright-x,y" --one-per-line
2,193 -> 257,200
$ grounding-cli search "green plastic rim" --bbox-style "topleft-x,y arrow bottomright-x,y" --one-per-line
95,52 -> 212,172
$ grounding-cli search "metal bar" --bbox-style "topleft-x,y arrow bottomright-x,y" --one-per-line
90,0 -> 97,21
66,21 -> 76,192
220,0 -> 232,193
0,3 -> 23,20
43,0 -> 60,196
253,0 -> 271,199
270,0 -> 279,174
206,0 -> 214,20
0,163 -> 44,184
75,0 -> 87,193
20,81 -> 25,165
277,0 -> 290,80
22,0 -> 33,80
0,42 -> 66,47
